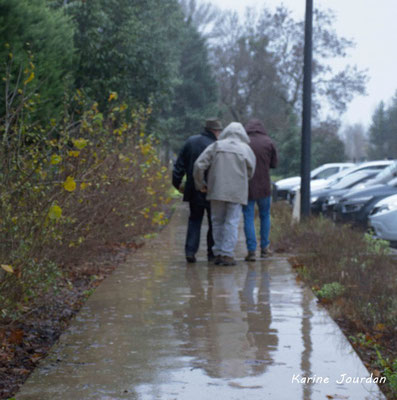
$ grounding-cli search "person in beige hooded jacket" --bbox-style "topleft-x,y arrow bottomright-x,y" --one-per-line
193,122 -> 256,265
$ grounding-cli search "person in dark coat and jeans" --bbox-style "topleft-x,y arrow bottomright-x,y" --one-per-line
242,119 -> 278,261
172,118 -> 223,263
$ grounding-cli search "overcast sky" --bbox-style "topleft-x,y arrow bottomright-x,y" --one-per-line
209,0 -> 397,129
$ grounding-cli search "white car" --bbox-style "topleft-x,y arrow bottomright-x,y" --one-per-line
288,160 -> 396,202
348,160 -> 397,193
369,193 -> 397,243
291,166 -> 356,196
274,163 -> 354,200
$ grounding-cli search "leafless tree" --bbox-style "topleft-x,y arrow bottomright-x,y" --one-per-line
209,5 -> 368,123
209,10 -> 290,129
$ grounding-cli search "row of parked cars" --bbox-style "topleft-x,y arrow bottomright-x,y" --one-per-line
274,160 -> 397,245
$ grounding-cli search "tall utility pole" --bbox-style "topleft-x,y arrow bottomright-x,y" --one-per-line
300,0 -> 313,218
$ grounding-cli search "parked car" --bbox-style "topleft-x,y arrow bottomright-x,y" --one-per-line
308,167 -> 357,192
332,177 -> 397,227
310,169 -> 380,215
346,160 -> 397,193
287,160 -> 394,204
274,163 -> 354,201
369,193 -> 397,244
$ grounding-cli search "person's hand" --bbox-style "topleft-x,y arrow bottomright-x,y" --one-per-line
178,183 -> 185,194
200,186 -> 207,193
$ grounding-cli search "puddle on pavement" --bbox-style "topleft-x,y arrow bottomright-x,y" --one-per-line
16,205 -> 385,400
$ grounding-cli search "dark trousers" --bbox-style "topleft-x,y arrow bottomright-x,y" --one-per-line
185,201 -> 214,258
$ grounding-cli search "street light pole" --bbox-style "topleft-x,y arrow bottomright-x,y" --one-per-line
300,0 -> 313,218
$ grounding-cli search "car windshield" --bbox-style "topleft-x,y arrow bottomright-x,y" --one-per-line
325,167 -> 355,185
310,164 -> 336,178
332,170 -> 377,189
325,163 -> 384,187
314,166 -> 340,179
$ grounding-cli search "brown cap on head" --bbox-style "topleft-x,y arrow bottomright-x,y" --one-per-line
205,118 -> 223,131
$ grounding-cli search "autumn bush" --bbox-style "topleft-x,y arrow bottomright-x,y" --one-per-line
270,201 -> 397,331
0,55 -> 172,321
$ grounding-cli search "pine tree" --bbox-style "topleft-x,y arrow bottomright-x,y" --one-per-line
0,0 -> 75,120
368,101 -> 388,159
53,0 -> 184,111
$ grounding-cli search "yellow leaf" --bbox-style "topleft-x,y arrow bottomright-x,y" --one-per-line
68,150 -> 80,157
80,182 -> 87,190
108,92 -> 118,102
48,205 -> 62,220
50,155 -> 62,165
72,138 -> 88,150
146,186 -> 155,196
1,264 -> 14,274
63,176 -> 76,192
375,323 -> 386,332
24,71 -> 35,85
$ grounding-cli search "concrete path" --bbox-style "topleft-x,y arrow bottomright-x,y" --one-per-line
16,204 -> 386,400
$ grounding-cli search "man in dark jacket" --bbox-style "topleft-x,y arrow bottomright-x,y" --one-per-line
172,118 -> 223,263
242,119 -> 278,261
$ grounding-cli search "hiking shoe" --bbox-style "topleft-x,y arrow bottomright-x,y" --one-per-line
214,255 -> 222,265
208,253 -> 216,262
244,251 -> 256,262
260,246 -> 272,257
221,256 -> 236,266
186,255 -> 197,263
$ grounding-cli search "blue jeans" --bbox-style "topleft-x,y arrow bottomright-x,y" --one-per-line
242,196 -> 271,252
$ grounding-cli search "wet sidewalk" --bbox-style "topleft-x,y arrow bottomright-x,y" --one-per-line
16,204 -> 385,400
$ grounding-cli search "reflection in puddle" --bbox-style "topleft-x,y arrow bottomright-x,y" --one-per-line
173,265 -> 278,380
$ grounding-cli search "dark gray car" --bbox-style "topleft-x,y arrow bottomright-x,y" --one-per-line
310,170 -> 380,215
333,177 -> 397,227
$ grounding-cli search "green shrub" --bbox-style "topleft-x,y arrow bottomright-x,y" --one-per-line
315,282 -> 345,301
376,350 -> 397,395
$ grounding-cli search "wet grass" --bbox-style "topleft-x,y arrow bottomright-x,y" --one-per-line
270,201 -> 397,399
